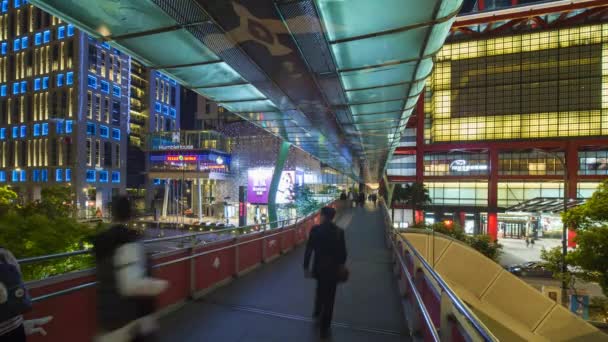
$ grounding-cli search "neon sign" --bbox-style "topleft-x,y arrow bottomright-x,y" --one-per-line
166,155 -> 198,162
449,160 -> 488,172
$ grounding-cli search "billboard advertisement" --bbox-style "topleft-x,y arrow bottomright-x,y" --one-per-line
247,168 -> 296,204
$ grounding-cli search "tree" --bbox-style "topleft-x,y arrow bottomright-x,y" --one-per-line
392,183 -> 431,223
0,186 -> 17,215
288,185 -> 320,217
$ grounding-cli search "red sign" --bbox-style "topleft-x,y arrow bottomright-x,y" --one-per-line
166,155 -> 198,162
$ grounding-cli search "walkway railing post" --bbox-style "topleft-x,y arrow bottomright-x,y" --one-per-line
235,237 -> 240,276
189,246 -> 196,299
262,231 -> 267,263
439,290 -> 453,341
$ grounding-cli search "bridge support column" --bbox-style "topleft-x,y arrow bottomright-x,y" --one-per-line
268,141 -> 290,228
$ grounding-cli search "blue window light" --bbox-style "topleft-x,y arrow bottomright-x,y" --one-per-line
41,169 -> 48,182
153,178 -> 161,185
88,75 -> 97,88
162,105 -> 169,115
111,128 -> 120,140
34,78 -> 40,91
55,169 -> 63,182
155,102 -> 161,113
13,38 -> 19,51
20,81 -> 26,93
33,123 -> 40,137
100,80 -> 109,93
12,82 -> 19,95
0,85 -> 6,96
65,168 -> 71,182
20,125 -> 26,138
111,171 -> 120,183
12,126 -> 18,138
67,24 -> 74,37
1,1 -> 7,13
170,108 -> 176,118
66,71 -> 73,85
65,120 -> 73,133
34,32 -> 41,45
21,36 -> 27,49
41,123 -> 48,136
101,42 -> 110,49
20,170 -> 26,182
55,119 -> 64,134
1,42 -> 6,55
56,74 -> 64,87
42,76 -> 49,89
112,85 -> 121,97
0,128 -> 4,139
99,125 -> 109,138
33,170 -> 40,182
86,170 -> 96,183
14,0 -> 20,8
0,171 -> 6,182
12,170 -> 18,182
43,30 -> 50,43
57,26 -> 65,39
99,170 -> 108,183
86,122 -> 95,136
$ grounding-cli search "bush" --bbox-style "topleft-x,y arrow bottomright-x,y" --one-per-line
417,221 -> 502,261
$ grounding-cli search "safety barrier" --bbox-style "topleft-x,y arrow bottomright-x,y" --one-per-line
20,201 -> 339,342
380,202 -> 496,342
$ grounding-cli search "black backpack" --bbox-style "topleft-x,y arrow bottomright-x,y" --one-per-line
0,250 -> 32,321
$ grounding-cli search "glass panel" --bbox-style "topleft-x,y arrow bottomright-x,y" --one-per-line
167,62 -> 243,88
118,29 -> 218,66
35,0 -> 177,37
346,84 -> 408,103
424,19 -> 456,56
352,112 -> 401,121
317,0 -> 438,41
201,84 -> 266,102
437,0 -> 462,18
416,58 -> 434,79
350,100 -> 404,115
341,61 -> 418,90
331,27 -> 428,69
219,99 -> 278,113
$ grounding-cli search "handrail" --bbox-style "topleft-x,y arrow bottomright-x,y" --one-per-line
390,233 -> 440,342
381,202 -> 495,341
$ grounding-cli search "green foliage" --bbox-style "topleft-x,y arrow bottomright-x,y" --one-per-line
0,186 -> 17,206
423,221 -> 502,261
0,186 -> 94,281
392,182 -> 431,213
562,180 -> 608,229
288,185 -> 320,217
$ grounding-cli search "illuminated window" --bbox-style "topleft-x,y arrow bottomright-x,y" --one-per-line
34,32 -> 41,45
57,26 -> 65,39
111,171 -> 120,183
32,169 -> 40,182
21,36 -> 27,49
20,81 -> 25,93
154,102 -> 161,113
87,75 -> 97,88
42,76 -> 48,89
1,1 -> 7,13
19,170 -> 25,182
55,168 -> 62,182
86,122 -> 95,135
56,73 -> 64,87
55,120 -> 64,134
170,108 -> 176,118
33,123 -> 40,136
99,125 -> 108,138
0,171 -> 5,182
86,169 -> 95,182
41,123 -> 48,136
14,0 -> 20,8
40,169 -> 47,181
67,24 -> 74,37
112,84 -> 120,97
12,82 -> 18,94
0,128 -> 4,139
111,128 -> 120,140
65,168 -> 71,182
11,170 -> 18,182
34,78 -> 40,91
12,126 -> 17,138
1,42 -> 6,55
0,85 -> 6,96
20,125 -> 26,138
66,71 -> 73,85
99,170 -> 108,183
162,105 -> 168,115
13,38 -> 19,51
65,120 -> 72,133
43,30 -> 50,43
100,80 -> 109,93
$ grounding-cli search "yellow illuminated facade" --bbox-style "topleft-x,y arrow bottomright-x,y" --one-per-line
427,24 -> 608,143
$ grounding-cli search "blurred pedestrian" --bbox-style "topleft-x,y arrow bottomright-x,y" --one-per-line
304,207 -> 348,340
0,247 -> 53,342
94,196 -> 168,342
525,237 -> 530,248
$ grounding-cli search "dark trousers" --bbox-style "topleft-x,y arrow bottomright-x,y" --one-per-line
314,277 -> 338,335
2,325 -> 26,342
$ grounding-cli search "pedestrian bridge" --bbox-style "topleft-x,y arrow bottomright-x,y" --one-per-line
21,202 -> 606,341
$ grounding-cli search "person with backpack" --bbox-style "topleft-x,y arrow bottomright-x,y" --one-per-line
0,247 -> 53,342
303,207 -> 348,340
93,196 -> 168,342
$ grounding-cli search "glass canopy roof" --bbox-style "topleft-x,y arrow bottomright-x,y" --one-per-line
30,0 -> 461,181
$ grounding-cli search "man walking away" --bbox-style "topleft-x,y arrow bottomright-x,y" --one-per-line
94,196 -> 168,342
303,207 -> 347,340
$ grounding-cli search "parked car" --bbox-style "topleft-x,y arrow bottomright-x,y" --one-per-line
506,261 -> 553,278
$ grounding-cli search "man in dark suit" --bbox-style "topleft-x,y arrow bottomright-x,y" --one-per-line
303,207 -> 347,339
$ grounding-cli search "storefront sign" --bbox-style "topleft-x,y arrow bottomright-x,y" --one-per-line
247,168 -> 296,204
158,144 -> 194,151
449,159 -> 488,172
166,155 -> 198,162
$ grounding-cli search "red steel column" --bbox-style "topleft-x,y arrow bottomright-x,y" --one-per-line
487,148 -> 499,241
566,142 -> 579,248
459,211 -> 466,227
478,0 -> 485,10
